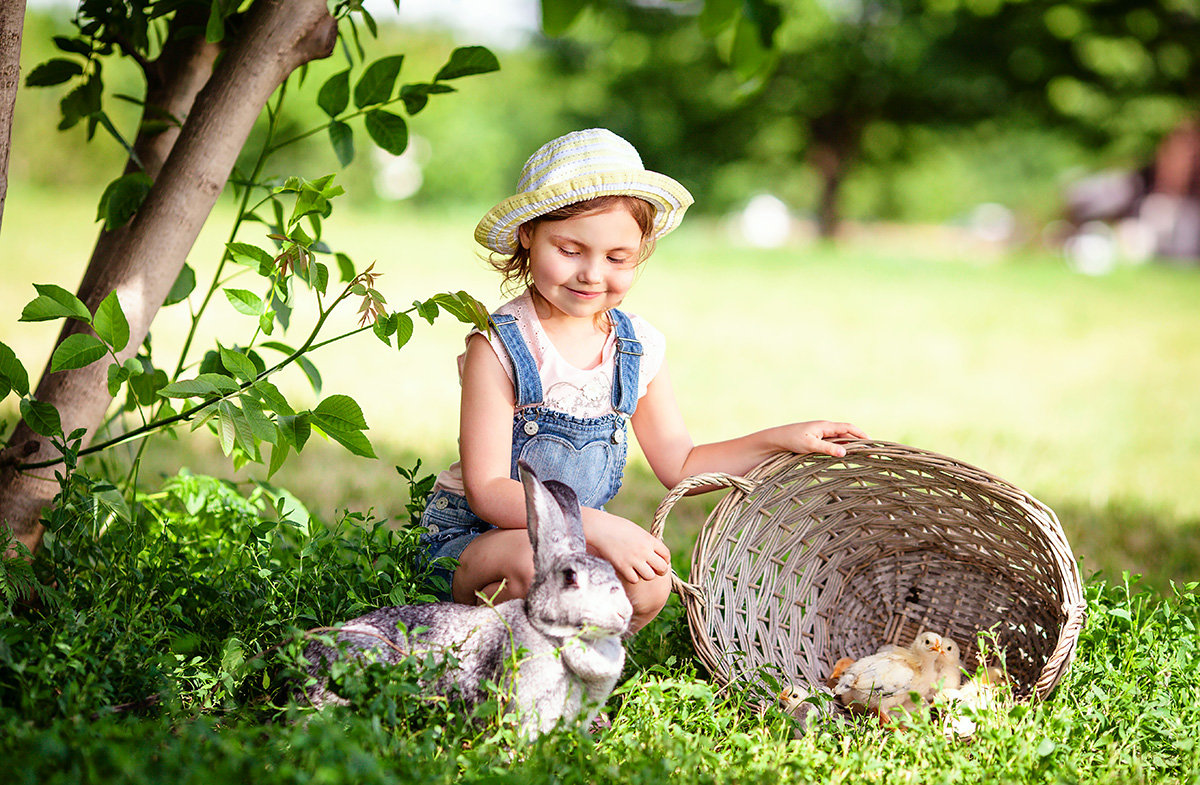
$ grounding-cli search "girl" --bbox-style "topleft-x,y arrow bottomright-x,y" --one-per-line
418,129 -> 865,631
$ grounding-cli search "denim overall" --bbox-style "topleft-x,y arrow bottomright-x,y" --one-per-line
416,308 -> 643,600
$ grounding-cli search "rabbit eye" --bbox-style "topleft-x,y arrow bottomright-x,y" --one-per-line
561,568 -> 578,588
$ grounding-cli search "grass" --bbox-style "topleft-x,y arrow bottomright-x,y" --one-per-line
3,182 -> 1200,781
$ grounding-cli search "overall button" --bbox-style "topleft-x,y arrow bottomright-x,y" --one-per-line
611,428 -> 625,444
434,496 -> 449,510
523,421 -> 540,436
425,524 -> 440,534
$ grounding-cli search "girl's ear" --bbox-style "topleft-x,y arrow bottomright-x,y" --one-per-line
517,223 -> 532,250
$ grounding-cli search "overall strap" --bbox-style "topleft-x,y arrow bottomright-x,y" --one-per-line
489,313 -> 543,407
608,309 -> 642,416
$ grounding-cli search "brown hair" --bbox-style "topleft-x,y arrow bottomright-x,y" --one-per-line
488,195 -> 657,295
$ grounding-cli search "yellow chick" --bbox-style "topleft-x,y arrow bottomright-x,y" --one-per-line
927,635 -> 963,699
941,665 -> 1009,737
777,683 -> 827,735
833,631 -> 944,720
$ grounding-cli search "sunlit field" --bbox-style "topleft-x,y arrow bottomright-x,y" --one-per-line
3,182 -> 1199,587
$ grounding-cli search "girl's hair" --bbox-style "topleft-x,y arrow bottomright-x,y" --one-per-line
489,195 -> 657,295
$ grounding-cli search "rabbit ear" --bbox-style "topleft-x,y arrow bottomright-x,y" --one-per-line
518,461 -> 586,567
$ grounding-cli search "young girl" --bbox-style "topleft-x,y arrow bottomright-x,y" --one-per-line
418,128 -> 865,631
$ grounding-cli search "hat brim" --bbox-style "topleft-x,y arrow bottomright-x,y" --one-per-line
475,171 -> 694,254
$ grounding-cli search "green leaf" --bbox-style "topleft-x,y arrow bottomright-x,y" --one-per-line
96,172 -> 153,231
394,312 -> 414,350
214,401 -> 237,455
397,82 -> 454,115
218,400 -> 258,459
52,36 -> 91,56
435,46 -> 500,81
373,313 -> 396,345
414,298 -> 439,324
297,356 -> 322,394
730,15 -> 776,81
317,69 -> 351,117
540,0 -> 588,37
224,288 -> 264,316
312,394 -> 368,432
335,253 -> 355,283
328,120 -> 354,167
698,0 -> 740,36
92,291 -> 129,352
278,412 -> 312,451
50,333 -> 108,373
268,441 -> 290,479
220,346 -> 258,382
21,283 -> 91,323
20,398 -> 62,438
26,58 -> 83,87
226,242 -> 276,274
58,72 -> 101,130
106,362 -> 130,396
240,394 -> 277,443
432,291 -> 490,330
129,367 -> 168,406
318,426 -> 376,459
0,342 -> 30,398
164,263 -> 196,306
251,379 -> 294,416
353,55 -> 405,108
364,109 -> 408,155
158,377 -> 220,399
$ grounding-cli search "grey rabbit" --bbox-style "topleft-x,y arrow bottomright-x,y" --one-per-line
301,461 -> 634,736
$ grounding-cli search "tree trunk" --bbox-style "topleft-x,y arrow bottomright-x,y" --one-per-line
810,141 -> 850,239
0,0 -> 338,553
0,0 -> 27,233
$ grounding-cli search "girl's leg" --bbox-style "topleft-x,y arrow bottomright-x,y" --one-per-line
453,528 -> 535,605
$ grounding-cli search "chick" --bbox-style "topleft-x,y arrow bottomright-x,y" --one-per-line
941,665 -> 1009,738
825,657 -> 856,689
777,684 -> 828,735
927,635 -> 963,699
833,631 -> 944,720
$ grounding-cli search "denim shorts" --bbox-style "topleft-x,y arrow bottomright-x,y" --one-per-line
415,489 -> 495,601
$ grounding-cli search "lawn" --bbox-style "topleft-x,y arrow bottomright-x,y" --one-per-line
2,183 -> 1200,783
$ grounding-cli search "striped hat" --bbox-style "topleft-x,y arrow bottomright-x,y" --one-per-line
475,128 -> 694,254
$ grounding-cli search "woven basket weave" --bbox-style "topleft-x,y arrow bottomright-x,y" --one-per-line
651,441 -> 1087,703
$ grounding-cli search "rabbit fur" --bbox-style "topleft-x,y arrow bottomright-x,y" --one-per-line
301,462 -> 633,736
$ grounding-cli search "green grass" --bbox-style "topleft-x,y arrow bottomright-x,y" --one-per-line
3,183 -> 1200,782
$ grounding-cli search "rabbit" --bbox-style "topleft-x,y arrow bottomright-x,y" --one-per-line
300,461 -> 634,736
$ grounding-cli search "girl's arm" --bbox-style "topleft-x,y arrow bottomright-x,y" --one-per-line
631,360 -> 867,490
458,334 -> 670,582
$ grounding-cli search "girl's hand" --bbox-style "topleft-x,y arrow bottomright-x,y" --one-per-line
582,509 -> 671,584
782,420 -> 868,459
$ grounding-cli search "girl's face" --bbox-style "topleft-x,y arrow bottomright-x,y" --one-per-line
519,207 -> 645,323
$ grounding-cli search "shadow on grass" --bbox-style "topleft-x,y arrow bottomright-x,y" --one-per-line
132,435 -> 1197,592
1050,496 -> 1200,592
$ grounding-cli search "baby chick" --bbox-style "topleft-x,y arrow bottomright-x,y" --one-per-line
777,684 -> 829,735
833,631 -> 944,720
941,665 -> 1009,737
825,657 -> 856,689
927,635 -> 963,699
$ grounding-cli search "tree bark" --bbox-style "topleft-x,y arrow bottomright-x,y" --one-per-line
0,0 -> 338,553
810,141 -> 850,239
0,0 -> 27,233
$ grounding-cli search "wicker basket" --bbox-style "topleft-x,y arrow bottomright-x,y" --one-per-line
651,440 -> 1087,703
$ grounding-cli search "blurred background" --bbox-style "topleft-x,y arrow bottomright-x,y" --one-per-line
3,0 -> 1199,589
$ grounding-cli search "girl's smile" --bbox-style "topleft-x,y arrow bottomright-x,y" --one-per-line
519,207 -> 645,324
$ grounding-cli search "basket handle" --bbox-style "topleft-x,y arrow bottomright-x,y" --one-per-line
650,471 -> 758,600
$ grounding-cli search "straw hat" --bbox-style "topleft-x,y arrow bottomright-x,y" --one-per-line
475,128 -> 695,255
